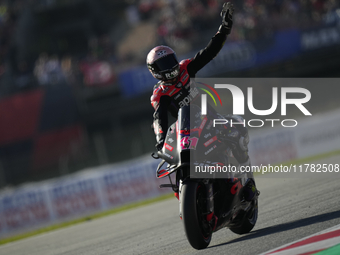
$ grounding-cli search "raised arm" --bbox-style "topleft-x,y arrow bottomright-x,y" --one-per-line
187,2 -> 234,76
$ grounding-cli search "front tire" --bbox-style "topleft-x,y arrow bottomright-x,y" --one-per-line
181,181 -> 212,249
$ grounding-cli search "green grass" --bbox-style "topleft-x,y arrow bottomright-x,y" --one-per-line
0,193 -> 174,246
1,149 -> 340,246
314,243 -> 340,255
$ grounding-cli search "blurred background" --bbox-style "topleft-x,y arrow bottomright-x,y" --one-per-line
0,0 -> 340,188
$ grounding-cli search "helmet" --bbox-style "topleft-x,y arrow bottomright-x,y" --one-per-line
146,46 -> 180,82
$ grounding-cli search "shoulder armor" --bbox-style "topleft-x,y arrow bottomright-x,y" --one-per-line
179,59 -> 192,69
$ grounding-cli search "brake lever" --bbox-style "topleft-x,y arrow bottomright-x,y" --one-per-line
151,152 -> 160,159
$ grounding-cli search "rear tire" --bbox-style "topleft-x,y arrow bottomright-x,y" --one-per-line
229,198 -> 258,235
181,181 -> 212,249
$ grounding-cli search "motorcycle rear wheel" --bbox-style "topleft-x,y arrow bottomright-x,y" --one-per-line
181,181 -> 212,250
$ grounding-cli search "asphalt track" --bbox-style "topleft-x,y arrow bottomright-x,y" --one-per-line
1,155 -> 340,255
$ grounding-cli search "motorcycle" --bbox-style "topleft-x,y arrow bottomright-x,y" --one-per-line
151,104 -> 259,250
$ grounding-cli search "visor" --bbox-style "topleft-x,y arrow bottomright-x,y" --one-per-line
153,54 -> 179,72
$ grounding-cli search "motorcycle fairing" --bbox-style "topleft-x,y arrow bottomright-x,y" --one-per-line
156,105 -> 228,178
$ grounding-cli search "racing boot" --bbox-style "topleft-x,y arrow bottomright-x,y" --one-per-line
243,178 -> 257,201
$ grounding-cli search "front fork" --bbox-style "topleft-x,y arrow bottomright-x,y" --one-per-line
205,181 -> 214,216
178,180 -> 215,221
179,180 -> 183,219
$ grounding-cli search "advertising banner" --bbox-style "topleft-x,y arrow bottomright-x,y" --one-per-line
48,177 -> 102,221
0,156 -> 166,239
0,185 -> 51,237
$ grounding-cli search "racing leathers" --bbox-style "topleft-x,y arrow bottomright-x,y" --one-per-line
150,30 -> 249,161
151,31 -> 227,149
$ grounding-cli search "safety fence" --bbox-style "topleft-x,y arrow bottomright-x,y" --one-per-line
0,155 -> 167,239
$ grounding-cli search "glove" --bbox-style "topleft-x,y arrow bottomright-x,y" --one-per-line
219,2 -> 234,35
155,138 -> 165,151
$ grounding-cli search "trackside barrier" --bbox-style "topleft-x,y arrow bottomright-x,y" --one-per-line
248,128 -> 297,167
248,109 -> 340,166
294,111 -> 340,159
0,155 -> 168,238
0,109 -> 340,238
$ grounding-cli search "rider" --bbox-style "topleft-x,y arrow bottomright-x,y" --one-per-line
147,3 -> 257,201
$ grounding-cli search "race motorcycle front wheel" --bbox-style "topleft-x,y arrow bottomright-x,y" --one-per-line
181,181 -> 212,250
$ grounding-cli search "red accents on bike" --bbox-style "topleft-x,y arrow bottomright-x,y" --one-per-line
189,117 -> 208,137
174,192 -> 179,200
158,169 -> 170,178
207,212 -> 214,222
164,143 -> 174,151
206,212 -> 218,231
231,181 -> 243,195
204,136 -> 217,147
179,130 -> 190,135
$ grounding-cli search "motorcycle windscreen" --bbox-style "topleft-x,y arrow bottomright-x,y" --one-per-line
161,122 -> 179,164
177,105 -> 191,164
160,105 -> 199,165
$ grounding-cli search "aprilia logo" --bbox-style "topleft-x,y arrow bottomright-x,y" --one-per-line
178,87 -> 199,107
